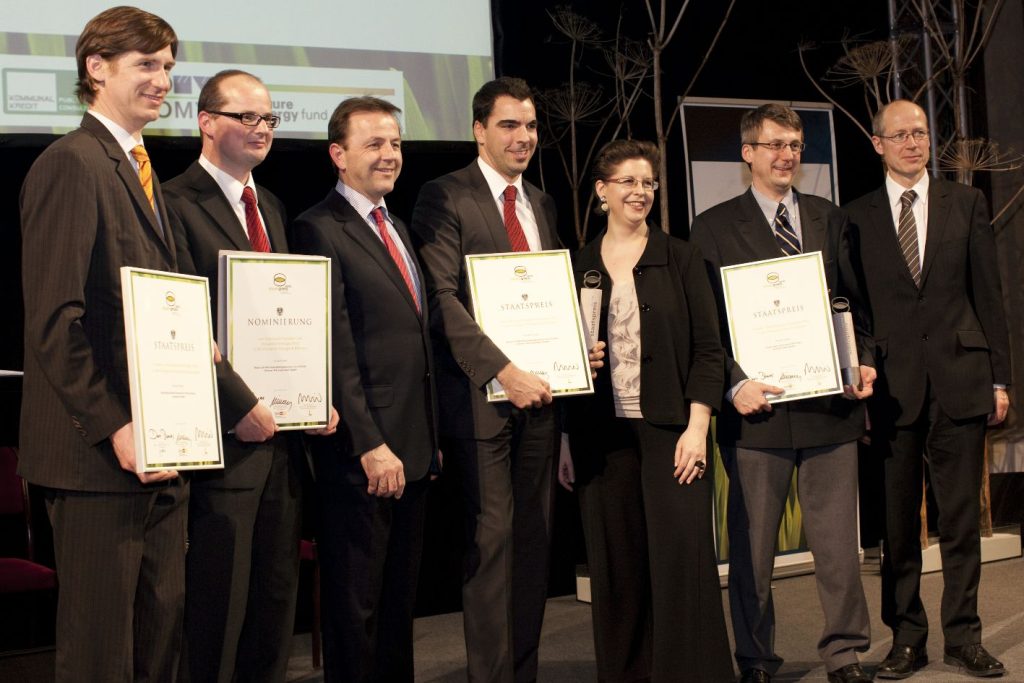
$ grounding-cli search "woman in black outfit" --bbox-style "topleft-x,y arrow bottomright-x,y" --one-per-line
560,139 -> 733,682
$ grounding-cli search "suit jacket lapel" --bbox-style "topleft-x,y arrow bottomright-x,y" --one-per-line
737,189 -> 785,259
186,163 -> 252,252
329,192 -> 420,316
866,185 -> 919,288
795,190 -> 826,254
524,181 -> 559,250
465,162 -> 515,251
920,180 -> 950,286
83,115 -> 172,257
260,191 -> 288,254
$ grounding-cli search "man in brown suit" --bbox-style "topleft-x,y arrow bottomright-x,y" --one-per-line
20,8 -> 210,681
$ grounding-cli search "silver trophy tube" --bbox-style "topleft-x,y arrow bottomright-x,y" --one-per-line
832,297 -> 860,390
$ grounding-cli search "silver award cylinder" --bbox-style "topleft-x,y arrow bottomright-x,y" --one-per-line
831,297 -> 859,389
580,270 -> 602,351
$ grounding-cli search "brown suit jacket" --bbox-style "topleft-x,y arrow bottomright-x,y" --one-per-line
19,114 -> 178,492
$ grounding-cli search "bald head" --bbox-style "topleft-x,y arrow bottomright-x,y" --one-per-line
871,99 -> 930,188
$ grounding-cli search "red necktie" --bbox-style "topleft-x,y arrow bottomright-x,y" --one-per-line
241,186 -> 271,253
502,185 -> 530,252
371,207 -> 420,313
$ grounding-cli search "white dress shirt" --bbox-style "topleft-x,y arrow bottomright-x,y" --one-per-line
476,157 -> 543,252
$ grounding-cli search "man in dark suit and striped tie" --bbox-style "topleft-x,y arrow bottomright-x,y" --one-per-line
846,99 -> 1010,679
690,103 -> 874,683
19,7 -> 187,681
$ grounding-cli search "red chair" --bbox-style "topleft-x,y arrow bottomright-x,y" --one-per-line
0,447 -> 57,650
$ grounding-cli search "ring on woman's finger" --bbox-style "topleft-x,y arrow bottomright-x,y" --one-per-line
694,460 -> 706,470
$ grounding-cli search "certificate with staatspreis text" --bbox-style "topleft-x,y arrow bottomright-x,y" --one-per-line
721,252 -> 842,403
466,250 -> 594,402
121,267 -> 223,472
219,252 -> 331,429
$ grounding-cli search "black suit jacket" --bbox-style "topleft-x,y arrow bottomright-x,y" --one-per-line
290,189 -> 437,482
163,160 -> 300,487
845,178 -> 1010,427
19,114 -> 178,492
410,161 -> 560,440
565,228 -> 724,432
690,188 -> 871,449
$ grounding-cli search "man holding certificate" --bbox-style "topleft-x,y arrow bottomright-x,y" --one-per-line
690,104 -> 874,683
290,96 -> 436,682
164,70 -> 336,682
18,8 -> 187,680
410,77 -> 562,682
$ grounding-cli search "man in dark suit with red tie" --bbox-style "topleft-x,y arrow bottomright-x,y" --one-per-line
690,104 -> 874,683
18,8 -> 188,681
410,77 -> 561,683
845,99 -> 1011,679
290,96 -> 436,682
163,70 -> 338,683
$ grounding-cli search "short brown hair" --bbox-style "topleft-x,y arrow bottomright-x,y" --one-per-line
327,96 -> 402,147
740,103 -> 803,144
591,139 -> 660,184
75,6 -> 178,104
472,77 -> 533,126
198,70 -> 262,114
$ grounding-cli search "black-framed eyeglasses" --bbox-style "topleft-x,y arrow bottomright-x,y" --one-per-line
605,176 -> 659,191
206,110 -> 281,129
878,129 -> 929,144
747,140 -> 806,153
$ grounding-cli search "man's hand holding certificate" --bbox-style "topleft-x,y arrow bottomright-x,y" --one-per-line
721,252 -> 843,403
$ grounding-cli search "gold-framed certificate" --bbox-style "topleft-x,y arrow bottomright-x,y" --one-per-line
465,250 -> 594,402
720,252 -> 842,403
218,252 -> 332,429
120,267 -> 223,472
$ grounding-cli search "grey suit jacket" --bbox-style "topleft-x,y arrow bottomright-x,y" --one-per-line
291,189 -> 437,482
410,161 -> 560,440
19,114 -> 178,492
845,178 -> 1011,427
163,160 -> 297,488
690,188 -> 871,449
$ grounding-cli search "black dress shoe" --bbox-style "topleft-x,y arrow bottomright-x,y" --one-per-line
828,663 -> 873,682
943,643 -> 1005,677
738,669 -> 771,683
877,645 -> 928,679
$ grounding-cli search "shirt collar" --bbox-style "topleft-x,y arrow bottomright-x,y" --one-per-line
477,157 -> 525,202
335,180 -> 388,221
750,184 -> 797,219
198,154 -> 256,207
87,109 -> 143,157
885,173 -> 930,207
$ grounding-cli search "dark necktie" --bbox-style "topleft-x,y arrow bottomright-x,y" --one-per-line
130,145 -> 155,211
897,189 -> 921,286
502,185 -> 530,252
773,202 -> 801,256
241,187 -> 271,253
371,207 -> 420,313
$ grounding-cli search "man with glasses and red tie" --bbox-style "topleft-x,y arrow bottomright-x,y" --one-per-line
163,70 -> 338,682
845,99 -> 1010,679
290,96 -> 437,682
690,103 -> 875,683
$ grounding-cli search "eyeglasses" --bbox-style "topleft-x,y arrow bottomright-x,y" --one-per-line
878,129 -> 929,144
747,141 -> 806,153
206,110 -> 281,129
605,176 -> 659,191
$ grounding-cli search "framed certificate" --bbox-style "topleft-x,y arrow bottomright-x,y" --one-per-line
720,252 -> 842,403
219,252 -> 332,429
465,249 -> 594,402
121,267 -> 223,472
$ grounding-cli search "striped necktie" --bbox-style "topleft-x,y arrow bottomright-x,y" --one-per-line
897,189 -> 921,286
371,207 -> 420,313
241,187 -> 271,253
773,202 -> 801,256
502,185 -> 530,252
